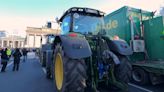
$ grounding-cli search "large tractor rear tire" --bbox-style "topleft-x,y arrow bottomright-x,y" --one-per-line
53,44 -> 87,92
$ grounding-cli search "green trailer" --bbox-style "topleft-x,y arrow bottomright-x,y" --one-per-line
144,16 -> 164,60
103,6 -> 153,61
104,6 -> 164,85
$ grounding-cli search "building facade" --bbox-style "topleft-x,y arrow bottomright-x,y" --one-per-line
25,27 -> 60,48
0,30 -> 25,48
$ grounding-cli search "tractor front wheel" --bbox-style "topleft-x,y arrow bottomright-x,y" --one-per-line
115,56 -> 132,83
114,56 -> 132,91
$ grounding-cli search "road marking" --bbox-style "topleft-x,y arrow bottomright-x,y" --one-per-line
42,67 -> 46,74
7,62 -> 13,67
128,83 -> 153,92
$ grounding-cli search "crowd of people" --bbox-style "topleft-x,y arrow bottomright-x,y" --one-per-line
0,48 -> 28,72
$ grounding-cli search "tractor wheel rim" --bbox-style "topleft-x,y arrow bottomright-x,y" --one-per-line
55,53 -> 64,90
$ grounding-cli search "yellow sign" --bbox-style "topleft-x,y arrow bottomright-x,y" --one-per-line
105,20 -> 118,30
95,20 -> 118,31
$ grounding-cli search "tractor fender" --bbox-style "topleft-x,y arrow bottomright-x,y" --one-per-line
58,36 -> 92,59
41,44 -> 52,52
107,39 -> 133,55
102,36 -> 132,55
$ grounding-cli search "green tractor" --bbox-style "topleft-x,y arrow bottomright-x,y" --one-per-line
49,7 -> 133,92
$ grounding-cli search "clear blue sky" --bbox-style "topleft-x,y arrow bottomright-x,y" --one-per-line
0,0 -> 163,36
0,0 -> 108,17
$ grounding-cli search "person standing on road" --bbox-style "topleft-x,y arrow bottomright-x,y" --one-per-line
1,48 -> 10,72
22,48 -> 28,62
13,48 -> 22,71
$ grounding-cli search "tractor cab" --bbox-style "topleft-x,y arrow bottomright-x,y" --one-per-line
59,7 -> 105,35
40,34 -> 55,67
41,34 -> 55,45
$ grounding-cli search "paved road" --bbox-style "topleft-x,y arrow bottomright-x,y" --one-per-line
139,83 -> 164,92
0,52 -> 163,92
0,53 -> 55,92
100,83 -> 153,92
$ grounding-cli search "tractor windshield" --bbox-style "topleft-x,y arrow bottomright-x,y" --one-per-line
73,13 -> 104,35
